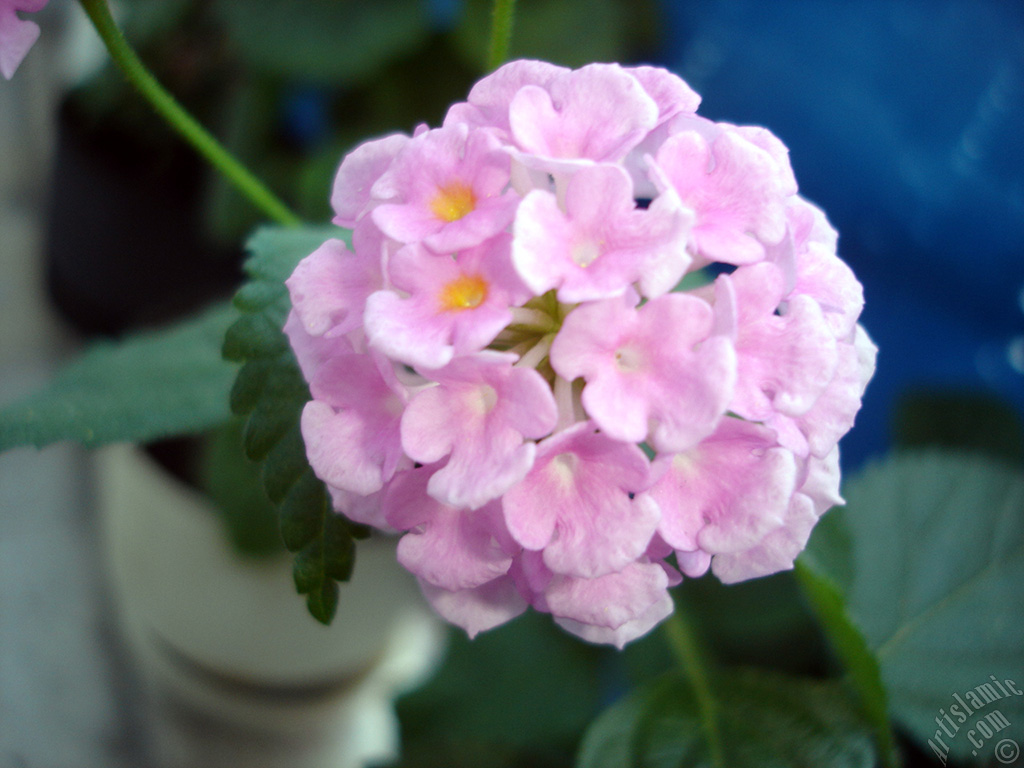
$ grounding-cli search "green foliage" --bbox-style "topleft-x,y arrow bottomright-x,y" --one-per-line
224,225 -> 364,624
577,667 -> 876,768
198,418 -> 283,558
795,557 -> 897,767
0,302 -> 237,452
453,0 -> 659,69
892,388 -> 1024,465
803,450 -> 1024,763
210,0 -> 430,86
397,611 -> 613,768
674,571 -> 826,675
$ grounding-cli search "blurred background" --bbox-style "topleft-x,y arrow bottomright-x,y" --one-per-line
1,0 -> 1022,766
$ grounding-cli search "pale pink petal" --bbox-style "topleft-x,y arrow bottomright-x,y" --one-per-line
626,65 -> 701,125
384,467 -> 516,591
286,238 -> 382,338
330,133 -> 410,227
727,264 -> 839,421
649,419 -> 798,554
502,423 -> 659,579
401,352 -> 557,510
551,292 -> 736,452
370,124 -> 517,252
419,576 -> 528,638
302,353 -> 408,495
364,236 -> 522,369
0,1 -> 46,80
512,163 -> 691,302
444,59 -> 569,135
509,64 -> 658,163
282,310 -> 354,383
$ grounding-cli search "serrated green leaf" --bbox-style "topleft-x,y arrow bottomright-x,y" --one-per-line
805,450 -> 1024,763
198,418 -> 282,559
293,537 -> 327,594
0,302 -> 237,451
244,225 -> 349,282
232,280 -> 288,313
322,513 -> 357,582
577,667 -> 876,768
279,470 -> 325,552
242,364 -> 307,460
223,312 -> 290,361
229,358 -> 275,415
262,422 -> 310,503
304,578 -> 339,625
227,225 -> 359,627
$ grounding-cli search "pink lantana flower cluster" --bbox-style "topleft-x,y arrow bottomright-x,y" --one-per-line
0,0 -> 47,79
285,60 -> 876,647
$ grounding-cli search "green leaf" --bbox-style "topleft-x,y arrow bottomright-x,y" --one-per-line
223,312 -> 289,360
577,667 -> 876,768
805,450 -> 1024,764
198,419 -> 282,558
0,302 -> 237,451
892,388 -> 1024,465
795,559 -> 897,768
227,225 -> 360,625
398,611 -> 611,767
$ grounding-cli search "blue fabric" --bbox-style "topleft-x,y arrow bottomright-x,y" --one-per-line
654,0 -> 1024,467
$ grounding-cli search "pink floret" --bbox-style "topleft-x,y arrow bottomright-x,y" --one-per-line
0,0 -> 47,80
283,58 -> 876,647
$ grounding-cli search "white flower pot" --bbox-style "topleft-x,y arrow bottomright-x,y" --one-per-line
95,443 -> 445,768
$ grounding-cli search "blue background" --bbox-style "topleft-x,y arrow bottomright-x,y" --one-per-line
653,0 -> 1024,469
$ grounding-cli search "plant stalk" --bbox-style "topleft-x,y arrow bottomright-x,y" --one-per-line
486,0 -> 517,72
77,0 -> 302,228
663,607 -> 727,768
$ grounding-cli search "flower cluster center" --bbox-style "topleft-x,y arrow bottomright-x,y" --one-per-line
430,182 -> 477,223
440,274 -> 489,312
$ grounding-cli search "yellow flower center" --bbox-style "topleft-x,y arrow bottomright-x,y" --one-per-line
440,274 -> 489,312
430,182 -> 477,223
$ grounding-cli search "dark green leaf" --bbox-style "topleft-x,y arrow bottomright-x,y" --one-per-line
293,536 -> 327,594
241,360 -> 307,460
279,470 -> 326,552
322,513 -> 357,582
229,357 -> 275,415
577,667 -> 876,768
232,280 -> 287,313
198,419 -> 282,559
223,312 -> 289,361
675,571 -> 827,674
244,225 -> 348,283
303,575 -> 339,626
262,422 -> 310,503
795,559 -> 896,767
0,302 -> 237,451
228,225 -> 359,626
805,450 -> 1024,763
398,611 -> 611,767
892,388 -> 1024,465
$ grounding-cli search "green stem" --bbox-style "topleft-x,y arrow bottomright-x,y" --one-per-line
77,0 -> 302,228
486,0 -> 517,72
663,608 -> 726,768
